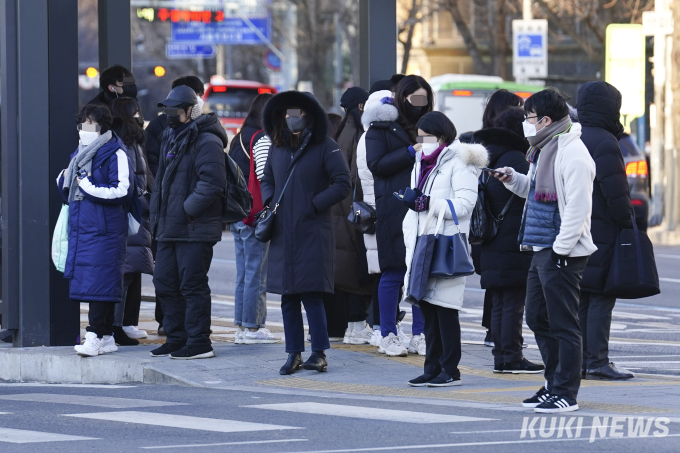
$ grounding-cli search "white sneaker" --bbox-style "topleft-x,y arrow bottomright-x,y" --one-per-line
75,332 -> 100,357
122,325 -> 148,339
397,323 -> 411,347
348,323 -> 374,345
244,328 -> 280,344
380,332 -> 408,357
408,333 -> 426,356
234,329 -> 245,344
343,327 -> 353,344
99,335 -> 118,354
369,328 -> 382,347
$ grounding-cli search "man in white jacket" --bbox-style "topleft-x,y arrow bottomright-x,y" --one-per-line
493,88 -> 596,414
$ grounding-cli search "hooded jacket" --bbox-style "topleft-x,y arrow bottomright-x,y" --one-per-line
261,91 -> 351,295
363,90 -> 415,271
577,81 -> 633,293
150,113 -> 228,243
402,141 -> 488,310
473,127 -> 533,288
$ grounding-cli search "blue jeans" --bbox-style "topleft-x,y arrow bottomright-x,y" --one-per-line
231,222 -> 270,328
379,268 -> 424,337
281,293 -> 330,353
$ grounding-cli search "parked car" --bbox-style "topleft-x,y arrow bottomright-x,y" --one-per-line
203,79 -> 277,138
619,133 -> 650,231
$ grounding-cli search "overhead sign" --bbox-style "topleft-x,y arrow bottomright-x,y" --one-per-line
605,24 -> 645,118
166,43 -> 216,59
512,20 -> 548,81
642,11 -> 674,36
172,17 -> 270,44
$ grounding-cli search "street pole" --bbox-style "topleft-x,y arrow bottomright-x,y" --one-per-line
216,45 -> 225,77
650,0 -> 668,228
333,13 -> 343,113
523,0 -> 532,20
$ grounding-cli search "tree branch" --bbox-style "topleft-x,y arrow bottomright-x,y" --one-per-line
443,0 -> 490,74
534,0 -> 600,60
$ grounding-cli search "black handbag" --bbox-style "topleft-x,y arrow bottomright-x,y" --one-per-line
253,165 -> 296,243
405,234 -> 436,303
604,215 -> 660,299
429,199 -> 475,279
347,181 -> 376,234
469,172 -> 515,245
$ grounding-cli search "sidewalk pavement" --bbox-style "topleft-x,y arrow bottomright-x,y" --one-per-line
2,303 -> 680,420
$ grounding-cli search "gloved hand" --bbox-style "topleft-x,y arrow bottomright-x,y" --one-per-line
414,194 -> 430,212
551,249 -> 569,268
401,187 -> 421,210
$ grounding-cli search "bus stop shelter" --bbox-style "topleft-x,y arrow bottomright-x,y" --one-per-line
0,0 -> 397,347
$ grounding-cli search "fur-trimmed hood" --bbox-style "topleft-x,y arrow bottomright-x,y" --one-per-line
361,90 -> 398,130
429,140 -> 489,169
263,91 -> 329,145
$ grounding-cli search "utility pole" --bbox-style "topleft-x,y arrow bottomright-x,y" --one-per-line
523,0 -> 532,20
333,13 -> 343,113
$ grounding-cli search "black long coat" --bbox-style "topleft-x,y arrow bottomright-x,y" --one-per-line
364,121 -> 414,271
122,142 -> 154,275
145,114 -> 168,177
474,128 -> 533,288
577,81 -> 633,293
261,91 -> 352,295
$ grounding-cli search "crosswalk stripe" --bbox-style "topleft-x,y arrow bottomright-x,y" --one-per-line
0,394 -> 187,409
62,411 -> 302,433
244,402 -> 495,424
141,439 -> 309,449
0,427 -> 96,444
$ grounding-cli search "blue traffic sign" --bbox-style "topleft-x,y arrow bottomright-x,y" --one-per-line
517,34 -> 544,58
172,17 -> 270,45
166,43 -> 216,59
264,49 -> 281,70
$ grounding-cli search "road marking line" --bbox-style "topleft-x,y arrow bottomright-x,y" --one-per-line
0,394 -> 187,409
0,427 -> 96,444
0,383 -> 135,389
660,277 -> 680,283
612,311 -> 671,320
657,254 -> 680,259
61,411 -> 302,433
141,439 -> 308,449
244,402 -> 495,424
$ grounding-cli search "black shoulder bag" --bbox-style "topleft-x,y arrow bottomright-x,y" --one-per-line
253,165 -> 297,243
347,179 -> 376,234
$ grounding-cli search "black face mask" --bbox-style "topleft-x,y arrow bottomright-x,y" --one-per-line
167,115 -> 185,129
404,102 -> 424,121
122,83 -> 138,99
286,115 -> 309,134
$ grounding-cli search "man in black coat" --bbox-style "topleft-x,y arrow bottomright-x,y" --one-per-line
577,81 -> 634,380
149,86 -> 227,360
87,65 -> 137,107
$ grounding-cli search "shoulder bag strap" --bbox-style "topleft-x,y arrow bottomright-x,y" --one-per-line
272,164 -> 297,214
239,133 -> 249,160
497,195 -> 516,220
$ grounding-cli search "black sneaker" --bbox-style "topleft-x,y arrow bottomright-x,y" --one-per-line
170,344 -> 216,360
534,395 -> 579,413
408,374 -> 435,387
521,386 -> 551,408
493,363 -> 504,373
484,331 -> 494,347
426,372 -> 462,387
503,358 -> 545,374
150,343 -> 184,357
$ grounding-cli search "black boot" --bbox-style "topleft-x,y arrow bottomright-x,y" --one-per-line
302,351 -> 328,372
279,353 -> 303,375
112,326 -> 139,346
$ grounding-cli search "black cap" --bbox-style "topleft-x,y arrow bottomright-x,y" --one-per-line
158,85 -> 198,108
340,86 -> 369,112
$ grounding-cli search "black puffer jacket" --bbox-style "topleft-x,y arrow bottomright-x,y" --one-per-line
123,142 -> 154,275
474,128 -> 533,288
365,121 -> 414,270
145,114 -> 168,177
228,117 -> 265,182
150,113 -> 228,243
261,91 -> 351,295
577,81 -> 633,293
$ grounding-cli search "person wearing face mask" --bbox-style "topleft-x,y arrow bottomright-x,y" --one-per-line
364,75 -> 433,358
492,87 -> 596,413
109,97 -> 155,346
260,91 -> 351,375
87,65 -> 138,107
401,112 -> 487,387
57,104 -> 134,357
148,85 -> 227,360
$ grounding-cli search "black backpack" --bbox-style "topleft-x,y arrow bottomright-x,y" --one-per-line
222,151 -> 253,223
468,171 -> 515,244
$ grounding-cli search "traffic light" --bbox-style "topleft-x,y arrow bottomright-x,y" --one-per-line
154,66 -> 166,77
86,67 -> 98,78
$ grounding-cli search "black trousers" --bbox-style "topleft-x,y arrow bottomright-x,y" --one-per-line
324,290 -> 372,337
87,302 -> 116,338
153,241 -> 216,347
491,286 -> 526,365
579,291 -> 617,369
482,288 -> 493,330
122,273 -> 142,326
281,293 -> 330,353
420,301 -> 461,378
525,249 -> 588,400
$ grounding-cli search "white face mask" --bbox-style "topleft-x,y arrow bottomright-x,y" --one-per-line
522,117 -> 544,138
421,142 -> 440,156
79,130 -> 99,146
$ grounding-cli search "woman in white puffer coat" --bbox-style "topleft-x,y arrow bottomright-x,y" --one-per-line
402,112 -> 488,387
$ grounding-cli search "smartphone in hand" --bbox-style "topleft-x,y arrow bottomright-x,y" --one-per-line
481,167 -> 512,177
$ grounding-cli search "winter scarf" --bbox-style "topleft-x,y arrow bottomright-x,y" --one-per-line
417,142 -> 448,191
525,115 -> 572,201
64,130 -> 113,202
